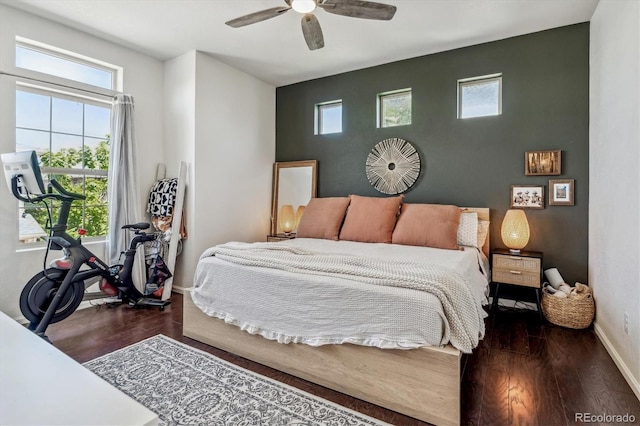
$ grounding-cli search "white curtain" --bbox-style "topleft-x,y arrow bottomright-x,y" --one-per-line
107,94 -> 146,291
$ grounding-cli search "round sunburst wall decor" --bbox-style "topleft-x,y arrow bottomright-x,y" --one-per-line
365,138 -> 420,194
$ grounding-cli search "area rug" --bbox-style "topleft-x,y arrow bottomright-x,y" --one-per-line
83,334 -> 387,426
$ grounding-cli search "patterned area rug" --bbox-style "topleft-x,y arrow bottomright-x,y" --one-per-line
84,335 -> 387,426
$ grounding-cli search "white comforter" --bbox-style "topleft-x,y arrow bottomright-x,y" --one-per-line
192,238 -> 489,353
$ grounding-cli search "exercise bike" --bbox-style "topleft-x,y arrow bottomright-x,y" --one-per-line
2,151 -> 170,339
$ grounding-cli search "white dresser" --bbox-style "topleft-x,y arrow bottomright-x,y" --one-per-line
0,311 -> 158,426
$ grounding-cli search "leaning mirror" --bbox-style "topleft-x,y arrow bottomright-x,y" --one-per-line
271,160 -> 317,236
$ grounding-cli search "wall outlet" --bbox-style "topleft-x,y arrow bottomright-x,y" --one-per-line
624,312 -> 629,334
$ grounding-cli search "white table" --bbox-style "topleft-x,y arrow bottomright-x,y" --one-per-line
0,311 -> 158,426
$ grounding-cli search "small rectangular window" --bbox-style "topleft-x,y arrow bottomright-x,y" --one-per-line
458,74 -> 502,119
378,89 -> 411,128
315,100 -> 342,135
15,40 -> 116,90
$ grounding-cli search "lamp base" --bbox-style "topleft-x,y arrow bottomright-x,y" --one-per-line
508,248 -> 522,254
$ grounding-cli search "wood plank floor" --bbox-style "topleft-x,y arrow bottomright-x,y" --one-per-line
46,294 -> 639,425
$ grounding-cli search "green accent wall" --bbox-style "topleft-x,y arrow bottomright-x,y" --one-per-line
276,23 -> 589,285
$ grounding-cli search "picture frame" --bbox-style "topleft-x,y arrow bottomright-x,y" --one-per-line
549,179 -> 575,206
525,150 -> 561,176
510,185 -> 545,209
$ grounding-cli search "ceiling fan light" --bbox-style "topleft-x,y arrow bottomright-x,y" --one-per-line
292,0 -> 316,14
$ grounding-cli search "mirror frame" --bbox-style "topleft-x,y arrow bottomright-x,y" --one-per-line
271,160 -> 318,236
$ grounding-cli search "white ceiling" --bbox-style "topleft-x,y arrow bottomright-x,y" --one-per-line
1,0 -> 599,86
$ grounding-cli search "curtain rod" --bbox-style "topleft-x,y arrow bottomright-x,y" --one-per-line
0,71 -> 120,99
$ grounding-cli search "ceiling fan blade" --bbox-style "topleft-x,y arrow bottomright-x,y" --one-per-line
301,14 -> 325,50
225,6 -> 291,28
318,0 -> 397,20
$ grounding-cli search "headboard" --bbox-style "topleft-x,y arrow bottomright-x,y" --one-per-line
461,207 -> 490,258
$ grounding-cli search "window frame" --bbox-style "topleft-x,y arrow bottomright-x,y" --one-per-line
314,100 -> 343,135
377,88 -> 412,128
457,73 -> 502,119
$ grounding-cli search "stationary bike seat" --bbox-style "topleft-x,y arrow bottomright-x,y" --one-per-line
121,222 -> 150,230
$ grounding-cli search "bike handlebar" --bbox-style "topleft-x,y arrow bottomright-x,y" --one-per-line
10,176 -> 86,203
49,179 -> 85,201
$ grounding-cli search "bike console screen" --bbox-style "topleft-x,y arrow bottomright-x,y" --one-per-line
1,150 -> 46,198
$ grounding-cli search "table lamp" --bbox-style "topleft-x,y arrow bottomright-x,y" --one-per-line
279,204 -> 295,236
501,209 -> 530,254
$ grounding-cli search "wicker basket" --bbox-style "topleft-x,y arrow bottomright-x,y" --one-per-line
541,283 -> 595,329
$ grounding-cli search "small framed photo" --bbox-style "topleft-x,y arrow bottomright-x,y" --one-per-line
525,150 -> 561,176
549,179 -> 575,206
511,185 -> 545,209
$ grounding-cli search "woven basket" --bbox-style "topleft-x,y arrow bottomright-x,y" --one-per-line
541,283 -> 595,329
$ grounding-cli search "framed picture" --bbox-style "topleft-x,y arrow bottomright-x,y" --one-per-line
525,150 -> 561,176
549,179 -> 575,206
510,185 -> 545,209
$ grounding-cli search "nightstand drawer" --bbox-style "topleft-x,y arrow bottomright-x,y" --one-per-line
493,254 -> 541,273
492,268 -> 540,288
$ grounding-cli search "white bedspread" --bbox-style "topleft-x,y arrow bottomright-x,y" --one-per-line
192,238 -> 489,353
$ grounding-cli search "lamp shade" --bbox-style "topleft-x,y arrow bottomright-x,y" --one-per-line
279,204 -> 295,235
501,209 -> 530,253
294,205 -> 306,231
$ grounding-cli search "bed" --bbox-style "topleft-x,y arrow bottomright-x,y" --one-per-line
183,201 -> 490,426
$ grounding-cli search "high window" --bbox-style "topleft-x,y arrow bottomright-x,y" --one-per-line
378,89 -> 412,128
457,74 -> 502,119
315,100 -> 342,135
13,39 -> 117,243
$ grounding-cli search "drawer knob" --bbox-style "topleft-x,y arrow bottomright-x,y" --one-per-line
509,256 -> 523,260
509,270 -> 523,275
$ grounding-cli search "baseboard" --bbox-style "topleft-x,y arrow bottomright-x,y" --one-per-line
12,297 -> 109,325
594,321 -> 640,400
170,285 -> 187,295
13,315 -> 28,325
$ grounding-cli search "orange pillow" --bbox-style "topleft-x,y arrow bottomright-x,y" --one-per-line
296,197 -> 351,240
339,195 -> 403,243
392,203 -> 461,250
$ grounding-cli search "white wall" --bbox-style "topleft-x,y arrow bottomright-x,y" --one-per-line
165,51 -> 275,288
589,0 -> 640,398
163,52 -> 197,288
0,5 -> 164,320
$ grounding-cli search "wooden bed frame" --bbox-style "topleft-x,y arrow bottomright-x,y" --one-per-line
183,208 -> 490,426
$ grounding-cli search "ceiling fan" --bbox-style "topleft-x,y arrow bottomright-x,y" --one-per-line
225,0 -> 397,51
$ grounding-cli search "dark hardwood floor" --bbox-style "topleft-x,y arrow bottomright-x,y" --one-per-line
46,294 -> 639,426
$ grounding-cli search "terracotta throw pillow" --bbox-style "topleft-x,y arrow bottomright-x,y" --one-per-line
392,203 -> 461,250
339,195 -> 403,243
296,197 -> 351,240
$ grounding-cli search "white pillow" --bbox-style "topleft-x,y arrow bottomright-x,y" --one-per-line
457,212 -> 478,247
458,212 -> 490,248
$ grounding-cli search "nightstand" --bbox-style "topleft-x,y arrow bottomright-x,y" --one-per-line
491,249 -> 543,318
267,234 -> 296,242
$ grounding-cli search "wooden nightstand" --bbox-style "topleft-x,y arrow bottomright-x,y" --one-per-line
491,248 -> 543,318
267,234 -> 296,242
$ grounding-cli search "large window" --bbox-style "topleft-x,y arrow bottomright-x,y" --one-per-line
16,87 -> 111,242
378,89 -> 412,128
13,39 -> 117,244
458,74 -> 502,119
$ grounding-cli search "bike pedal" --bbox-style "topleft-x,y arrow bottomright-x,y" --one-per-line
104,297 -> 122,304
